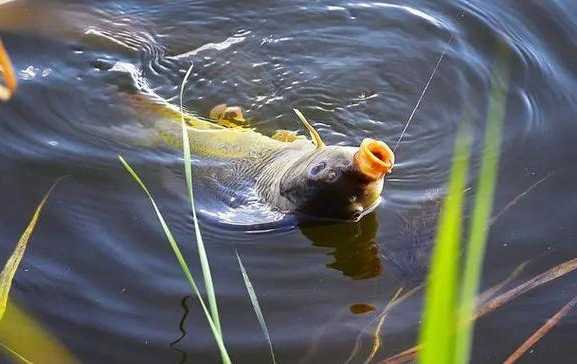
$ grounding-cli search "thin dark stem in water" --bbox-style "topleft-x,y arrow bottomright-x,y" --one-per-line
393,34 -> 454,152
169,296 -> 191,364
489,171 -> 554,226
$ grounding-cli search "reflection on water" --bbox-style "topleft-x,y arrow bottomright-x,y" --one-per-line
300,212 -> 382,280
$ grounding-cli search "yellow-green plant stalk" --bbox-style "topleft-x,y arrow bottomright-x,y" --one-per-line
118,157 -> 231,363
0,181 -> 59,319
418,126 -> 471,364
418,43 -> 511,364
179,63 -> 222,336
454,43 -> 511,364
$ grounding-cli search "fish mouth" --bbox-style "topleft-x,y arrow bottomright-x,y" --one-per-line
353,138 -> 395,181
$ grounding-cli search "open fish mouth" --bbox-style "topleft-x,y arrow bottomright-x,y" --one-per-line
354,138 -> 395,180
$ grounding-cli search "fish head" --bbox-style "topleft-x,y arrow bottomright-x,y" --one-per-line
279,138 -> 394,221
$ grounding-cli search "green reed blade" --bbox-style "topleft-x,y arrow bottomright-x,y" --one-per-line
235,250 -> 276,364
0,179 -> 60,320
179,63 -> 222,336
118,156 -> 231,364
454,44 -> 511,364
418,126 -> 471,364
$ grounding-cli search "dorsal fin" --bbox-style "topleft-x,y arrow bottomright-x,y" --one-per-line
293,109 -> 325,148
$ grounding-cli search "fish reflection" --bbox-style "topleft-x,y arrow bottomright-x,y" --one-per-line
300,195 -> 441,281
300,212 -> 382,280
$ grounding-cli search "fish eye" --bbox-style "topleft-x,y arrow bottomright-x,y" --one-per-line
309,162 -> 327,177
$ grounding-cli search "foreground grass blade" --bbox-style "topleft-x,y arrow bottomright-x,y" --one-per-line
503,295 -> 577,364
0,301 -> 77,363
0,180 -> 60,319
0,38 -> 17,101
118,156 -> 231,364
235,250 -> 277,364
418,126 -> 471,364
179,63 -> 222,336
454,44 -> 511,364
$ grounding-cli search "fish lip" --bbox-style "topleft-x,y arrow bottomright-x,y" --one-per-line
354,139 -> 394,181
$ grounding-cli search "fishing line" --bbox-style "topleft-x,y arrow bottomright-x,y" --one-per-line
393,33 -> 455,152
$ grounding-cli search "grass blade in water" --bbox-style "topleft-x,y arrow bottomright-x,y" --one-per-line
418,126 -> 471,364
179,63 -> 222,335
0,180 -> 59,319
0,178 -> 75,363
454,44 -> 512,364
118,156 -> 231,364
235,250 -> 276,364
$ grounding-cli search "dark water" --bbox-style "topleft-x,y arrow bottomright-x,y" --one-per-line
1,0 -> 577,363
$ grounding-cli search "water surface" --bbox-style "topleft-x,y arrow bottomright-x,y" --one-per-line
1,0 -> 577,363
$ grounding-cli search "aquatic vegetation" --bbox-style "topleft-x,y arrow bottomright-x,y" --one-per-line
453,44 -> 511,364
382,257 -> 577,363
118,62 -> 278,364
119,156 -> 231,363
419,43 -> 510,364
179,64 -> 222,339
235,250 -> 276,364
381,42 -> 577,364
0,181 -> 59,319
418,124 -> 471,364
0,180 -> 76,363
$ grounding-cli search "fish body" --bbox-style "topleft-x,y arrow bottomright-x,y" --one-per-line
130,91 -> 394,221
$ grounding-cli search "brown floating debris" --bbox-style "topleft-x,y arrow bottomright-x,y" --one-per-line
350,303 -> 377,315
502,294 -> 577,364
380,257 -> 577,364
474,258 -> 577,319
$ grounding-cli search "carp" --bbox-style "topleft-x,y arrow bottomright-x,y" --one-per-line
128,90 -> 395,221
